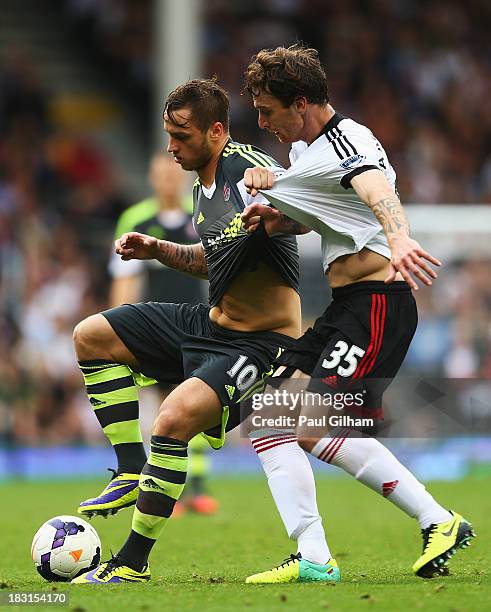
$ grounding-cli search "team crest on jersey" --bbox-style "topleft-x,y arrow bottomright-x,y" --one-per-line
223,182 -> 231,201
341,154 -> 365,170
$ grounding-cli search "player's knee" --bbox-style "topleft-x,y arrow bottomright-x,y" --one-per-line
73,314 -> 113,360
153,407 -> 190,441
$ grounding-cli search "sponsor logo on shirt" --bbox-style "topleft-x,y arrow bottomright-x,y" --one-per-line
207,213 -> 243,250
340,154 -> 366,170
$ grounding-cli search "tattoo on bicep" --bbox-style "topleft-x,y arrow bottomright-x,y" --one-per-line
371,196 -> 409,237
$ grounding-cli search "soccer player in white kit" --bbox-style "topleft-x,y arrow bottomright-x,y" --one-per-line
241,44 -> 475,582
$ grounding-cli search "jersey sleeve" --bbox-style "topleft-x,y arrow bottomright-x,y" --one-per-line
331,125 -> 390,190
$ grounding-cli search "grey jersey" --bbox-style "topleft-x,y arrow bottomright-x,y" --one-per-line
193,140 -> 299,306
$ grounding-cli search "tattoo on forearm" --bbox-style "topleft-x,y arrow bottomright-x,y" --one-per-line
371,196 -> 410,237
279,214 -> 310,235
157,242 -> 208,278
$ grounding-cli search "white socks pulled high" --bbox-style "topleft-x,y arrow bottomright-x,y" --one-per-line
250,431 -> 332,564
311,430 -> 451,530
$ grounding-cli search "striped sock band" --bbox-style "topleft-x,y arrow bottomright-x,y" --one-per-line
79,359 -> 146,473
310,429 -> 351,464
132,436 -> 188,541
250,432 -> 297,455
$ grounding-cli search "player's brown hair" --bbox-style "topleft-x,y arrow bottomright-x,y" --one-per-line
164,78 -> 230,132
244,44 -> 329,107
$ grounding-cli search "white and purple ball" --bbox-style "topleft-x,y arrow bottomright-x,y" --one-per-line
31,516 -> 101,581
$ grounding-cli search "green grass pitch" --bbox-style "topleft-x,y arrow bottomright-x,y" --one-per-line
0,475 -> 489,611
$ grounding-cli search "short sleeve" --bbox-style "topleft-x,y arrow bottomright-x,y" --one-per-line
329,125 -> 391,190
339,164 -> 380,189
325,120 -> 395,189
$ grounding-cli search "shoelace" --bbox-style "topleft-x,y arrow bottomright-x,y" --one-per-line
275,553 -> 302,570
98,552 -> 122,579
421,524 -> 437,552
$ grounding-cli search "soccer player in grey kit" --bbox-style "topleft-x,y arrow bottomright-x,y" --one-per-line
73,78 -> 303,584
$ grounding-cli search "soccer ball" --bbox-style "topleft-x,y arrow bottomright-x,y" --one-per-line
31,516 -> 101,581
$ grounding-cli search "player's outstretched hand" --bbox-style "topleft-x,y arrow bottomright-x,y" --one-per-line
386,234 -> 442,290
241,203 -> 283,234
244,167 -> 276,196
115,232 -> 160,261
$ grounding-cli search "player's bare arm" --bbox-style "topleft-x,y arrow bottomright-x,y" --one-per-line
351,170 -> 442,290
243,167 -> 310,234
241,203 -> 311,236
115,232 -> 208,278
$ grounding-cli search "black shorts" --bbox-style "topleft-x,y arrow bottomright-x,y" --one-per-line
276,281 -> 417,420
103,302 -> 293,446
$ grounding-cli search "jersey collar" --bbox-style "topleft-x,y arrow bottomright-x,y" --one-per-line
319,111 -> 346,138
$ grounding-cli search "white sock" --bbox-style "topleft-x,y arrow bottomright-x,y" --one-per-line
311,431 -> 452,530
251,431 -> 332,564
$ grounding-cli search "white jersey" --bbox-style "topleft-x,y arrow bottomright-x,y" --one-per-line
260,113 -> 396,272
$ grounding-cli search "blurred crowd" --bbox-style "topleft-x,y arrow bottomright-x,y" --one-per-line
0,49 -> 129,446
1,0 -> 491,447
63,0 -> 491,203
208,0 -> 491,203
405,260 -> 491,379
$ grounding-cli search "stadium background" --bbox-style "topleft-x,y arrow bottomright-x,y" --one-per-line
1,1 -> 491,487
1,3 -> 490,609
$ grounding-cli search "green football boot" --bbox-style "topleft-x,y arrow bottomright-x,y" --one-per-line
72,555 -> 150,584
413,511 -> 476,578
246,553 -> 340,584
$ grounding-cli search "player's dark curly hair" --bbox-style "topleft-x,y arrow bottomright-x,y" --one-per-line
244,44 -> 329,107
164,78 -> 230,132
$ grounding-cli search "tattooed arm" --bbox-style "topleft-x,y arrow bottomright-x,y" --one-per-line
115,232 -> 208,278
351,169 -> 441,289
154,241 -> 208,278
241,203 -> 311,235
274,213 -> 311,235
369,195 -> 410,239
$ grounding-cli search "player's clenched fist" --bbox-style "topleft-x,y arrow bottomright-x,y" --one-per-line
244,166 -> 276,196
115,232 -> 160,261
